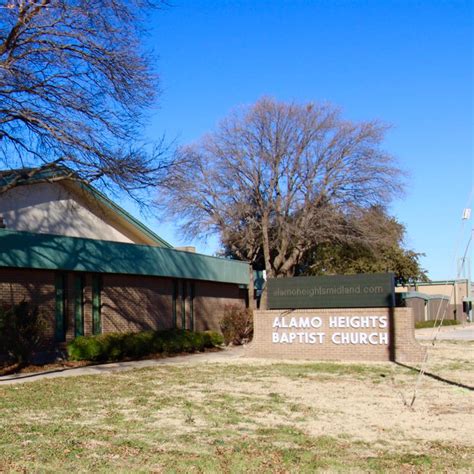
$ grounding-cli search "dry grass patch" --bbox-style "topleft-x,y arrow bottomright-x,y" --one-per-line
0,340 -> 472,472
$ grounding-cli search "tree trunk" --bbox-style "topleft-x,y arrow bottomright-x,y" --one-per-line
261,216 -> 273,278
260,213 -> 273,310
278,247 -> 302,277
248,266 -> 256,310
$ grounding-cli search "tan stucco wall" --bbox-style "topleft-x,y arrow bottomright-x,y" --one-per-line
416,282 -> 467,305
397,281 -> 469,305
0,182 -> 140,243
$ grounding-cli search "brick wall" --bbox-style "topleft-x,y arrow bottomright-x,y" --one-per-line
245,307 -> 426,363
392,307 -> 427,364
0,268 -> 248,350
101,274 -> 174,333
0,268 -> 56,347
193,281 -> 247,332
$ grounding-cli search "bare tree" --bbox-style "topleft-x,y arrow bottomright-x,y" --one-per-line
159,97 -> 404,281
0,0 -> 170,200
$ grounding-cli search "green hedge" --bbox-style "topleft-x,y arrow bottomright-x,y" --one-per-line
67,329 -> 224,362
415,319 -> 460,329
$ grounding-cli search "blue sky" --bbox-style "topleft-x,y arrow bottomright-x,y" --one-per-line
132,0 -> 472,280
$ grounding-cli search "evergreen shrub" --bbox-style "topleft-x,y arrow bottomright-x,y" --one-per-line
67,328 -> 223,362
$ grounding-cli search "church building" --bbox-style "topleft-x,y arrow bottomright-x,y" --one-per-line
0,166 -> 249,347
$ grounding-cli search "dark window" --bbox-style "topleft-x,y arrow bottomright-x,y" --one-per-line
189,281 -> 195,332
92,274 -> 102,335
74,274 -> 84,338
54,273 -> 66,342
181,280 -> 186,329
172,280 -> 178,328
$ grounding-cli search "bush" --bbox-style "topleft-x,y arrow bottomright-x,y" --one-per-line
203,331 -> 224,347
220,306 -> 253,345
415,319 -> 461,329
0,301 -> 47,364
67,328 -> 224,362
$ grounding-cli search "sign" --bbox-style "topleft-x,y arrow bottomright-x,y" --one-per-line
245,308 -> 427,362
267,273 -> 395,309
271,315 -> 388,346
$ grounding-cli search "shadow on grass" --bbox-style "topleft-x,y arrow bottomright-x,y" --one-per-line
395,362 -> 474,391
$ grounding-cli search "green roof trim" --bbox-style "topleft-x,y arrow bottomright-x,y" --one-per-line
0,230 -> 249,285
415,280 -> 468,285
401,291 -> 450,301
0,167 -> 60,187
0,166 -> 173,248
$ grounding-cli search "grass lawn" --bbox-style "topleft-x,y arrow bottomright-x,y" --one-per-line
0,341 -> 472,473
414,319 -> 460,329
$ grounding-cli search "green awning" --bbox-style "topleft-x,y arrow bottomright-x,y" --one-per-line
0,229 -> 249,285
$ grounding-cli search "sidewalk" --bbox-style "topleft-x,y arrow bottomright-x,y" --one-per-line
0,346 -> 246,386
3,324 -> 472,386
415,322 -> 474,341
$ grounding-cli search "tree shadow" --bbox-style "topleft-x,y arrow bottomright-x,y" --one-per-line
0,229 -> 249,348
394,361 -> 474,391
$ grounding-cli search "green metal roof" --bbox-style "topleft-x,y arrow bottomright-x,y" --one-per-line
401,291 -> 450,301
0,166 -> 173,248
0,229 -> 249,285
415,280 -> 468,285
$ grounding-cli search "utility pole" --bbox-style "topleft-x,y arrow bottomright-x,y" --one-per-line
460,208 -> 472,321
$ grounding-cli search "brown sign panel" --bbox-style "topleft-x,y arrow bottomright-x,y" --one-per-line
267,273 -> 395,309
245,308 -> 426,363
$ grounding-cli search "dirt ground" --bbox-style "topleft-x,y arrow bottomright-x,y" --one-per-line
0,336 -> 472,471
206,339 -> 474,448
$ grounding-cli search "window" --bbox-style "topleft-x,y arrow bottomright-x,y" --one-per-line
92,274 -> 102,335
189,281 -> 195,331
54,273 -> 66,342
74,274 -> 84,337
181,280 -> 186,329
172,280 -> 178,328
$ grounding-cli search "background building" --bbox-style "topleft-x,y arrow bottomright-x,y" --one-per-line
396,280 -> 471,323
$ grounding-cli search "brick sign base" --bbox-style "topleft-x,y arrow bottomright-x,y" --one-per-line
245,307 -> 425,363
